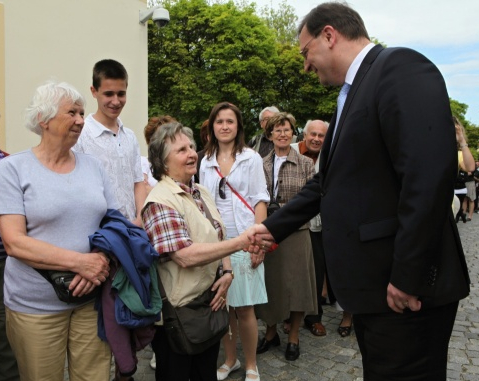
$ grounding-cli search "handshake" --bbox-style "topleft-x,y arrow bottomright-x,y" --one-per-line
240,224 -> 279,269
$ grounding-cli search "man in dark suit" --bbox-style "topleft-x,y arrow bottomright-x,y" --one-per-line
248,3 -> 470,380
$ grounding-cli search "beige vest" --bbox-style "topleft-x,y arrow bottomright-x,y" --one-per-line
145,176 -> 225,307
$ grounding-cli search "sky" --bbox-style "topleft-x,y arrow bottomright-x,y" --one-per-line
254,0 -> 479,124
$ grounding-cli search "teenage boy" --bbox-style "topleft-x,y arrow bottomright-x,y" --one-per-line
74,59 -> 146,226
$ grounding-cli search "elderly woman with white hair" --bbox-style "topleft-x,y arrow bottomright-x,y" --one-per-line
0,81 -> 117,381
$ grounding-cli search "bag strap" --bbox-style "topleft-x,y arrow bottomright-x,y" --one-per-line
34,268 -> 54,285
200,195 -> 217,227
157,194 -> 217,302
157,271 -> 167,301
214,167 -> 255,215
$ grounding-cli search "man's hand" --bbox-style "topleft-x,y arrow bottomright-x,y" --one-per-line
387,283 -> 421,313
244,224 -> 275,252
243,224 -> 277,268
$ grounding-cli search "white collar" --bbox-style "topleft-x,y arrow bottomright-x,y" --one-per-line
344,42 -> 375,86
86,114 -> 124,138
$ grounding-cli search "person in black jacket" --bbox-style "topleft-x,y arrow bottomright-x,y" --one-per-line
245,3 -> 471,380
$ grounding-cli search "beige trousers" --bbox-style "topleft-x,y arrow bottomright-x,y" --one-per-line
6,302 -> 111,381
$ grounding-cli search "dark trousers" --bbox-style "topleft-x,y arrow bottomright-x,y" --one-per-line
455,194 -> 466,221
353,301 -> 458,381
304,230 -> 325,326
151,325 -> 220,381
0,258 -> 20,381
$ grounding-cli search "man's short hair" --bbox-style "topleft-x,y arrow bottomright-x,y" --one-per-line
298,2 -> 369,41
92,59 -> 128,90
259,106 -> 280,122
303,119 -> 329,134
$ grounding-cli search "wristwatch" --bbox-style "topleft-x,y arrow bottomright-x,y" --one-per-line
223,269 -> 234,279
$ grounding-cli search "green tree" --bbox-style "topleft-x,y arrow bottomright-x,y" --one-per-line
148,0 -> 478,148
271,43 -> 338,130
450,98 -> 469,126
258,1 -> 339,131
148,0 -> 278,142
148,0 -> 342,141
260,0 -> 298,45
450,98 -> 478,156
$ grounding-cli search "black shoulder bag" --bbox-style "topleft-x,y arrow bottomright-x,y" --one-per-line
159,197 -> 229,355
267,153 -> 281,216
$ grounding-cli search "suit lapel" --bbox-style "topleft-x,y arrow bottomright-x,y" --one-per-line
323,44 -> 385,172
318,110 -> 336,175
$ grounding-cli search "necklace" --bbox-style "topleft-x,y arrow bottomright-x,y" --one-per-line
218,154 -> 232,162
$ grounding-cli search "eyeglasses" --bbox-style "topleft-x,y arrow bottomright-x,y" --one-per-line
219,177 -> 227,199
260,116 -> 271,123
272,128 -> 293,136
300,27 -> 325,60
300,36 -> 316,59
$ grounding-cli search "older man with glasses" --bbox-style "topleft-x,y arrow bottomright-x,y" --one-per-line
247,106 -> 280,158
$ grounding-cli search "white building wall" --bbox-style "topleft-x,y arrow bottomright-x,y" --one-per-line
1,0 -> 149,154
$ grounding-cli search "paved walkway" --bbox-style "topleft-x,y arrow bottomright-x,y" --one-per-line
68,216 -> 479,380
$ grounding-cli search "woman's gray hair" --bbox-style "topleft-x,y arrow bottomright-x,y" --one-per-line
24,81 -> 86,135
148,122 -> 196,181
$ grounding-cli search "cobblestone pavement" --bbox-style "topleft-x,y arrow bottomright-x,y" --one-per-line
66,216 -> 479,381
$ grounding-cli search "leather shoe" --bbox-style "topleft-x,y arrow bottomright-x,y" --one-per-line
256,333 -> 280,354
338,318 -> 353,337
285,342 -> 300,361
309,322 -> 326,336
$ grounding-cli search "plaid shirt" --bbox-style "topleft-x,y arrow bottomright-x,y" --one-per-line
142,179 -> 223,263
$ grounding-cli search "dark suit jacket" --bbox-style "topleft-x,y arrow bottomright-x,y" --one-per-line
264,45 -> 470,314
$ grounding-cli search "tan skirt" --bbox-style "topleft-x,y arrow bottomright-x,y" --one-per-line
255,229 -> 317,326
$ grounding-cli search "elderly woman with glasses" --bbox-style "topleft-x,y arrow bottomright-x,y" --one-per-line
142,122 -> 256,381
255,112 -> 317,362
200,102 -> 269,381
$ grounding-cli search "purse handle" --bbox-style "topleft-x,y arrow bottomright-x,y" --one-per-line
214,167 -> 255,215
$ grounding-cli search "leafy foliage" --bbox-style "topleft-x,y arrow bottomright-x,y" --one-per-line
147,0 -> 476,150
450,98 -> 479,157
148,0 -> 278,142
147,0 -> 339,143
260,0 -> 298,45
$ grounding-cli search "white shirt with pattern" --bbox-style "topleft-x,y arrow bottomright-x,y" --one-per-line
74,114 -> 143,221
